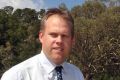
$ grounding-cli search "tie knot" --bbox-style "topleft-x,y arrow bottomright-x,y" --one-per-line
55,66 -> 63,72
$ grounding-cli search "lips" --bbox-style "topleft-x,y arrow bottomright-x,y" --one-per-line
52,47 -> 64,51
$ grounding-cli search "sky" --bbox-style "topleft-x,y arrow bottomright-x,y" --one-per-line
0,0 -> 85,11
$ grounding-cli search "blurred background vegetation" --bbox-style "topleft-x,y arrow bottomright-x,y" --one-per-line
0,0 -> 120,80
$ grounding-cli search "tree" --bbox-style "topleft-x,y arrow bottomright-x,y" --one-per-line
3,6 -> 14,15
59,3 -> 68,10
71,5 -> 82,18
71,2 -> 120,80
82,1 -> 106,19
0,7 -> 41,77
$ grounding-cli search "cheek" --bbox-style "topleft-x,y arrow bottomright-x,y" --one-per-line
65,40 -> 73,50
65,39 -> 73,45
45,37 -> 55,47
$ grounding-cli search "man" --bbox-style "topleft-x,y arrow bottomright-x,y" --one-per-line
1,8 -> 84,80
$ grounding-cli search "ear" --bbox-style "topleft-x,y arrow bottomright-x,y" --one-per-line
39,32 -> 44,43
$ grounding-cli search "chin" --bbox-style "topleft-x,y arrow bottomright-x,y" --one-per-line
54,56 -> 65,64
55,60 -> 64,65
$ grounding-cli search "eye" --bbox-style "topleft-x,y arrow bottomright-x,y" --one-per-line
49,33 -> 58,38
62,34 -> 69,38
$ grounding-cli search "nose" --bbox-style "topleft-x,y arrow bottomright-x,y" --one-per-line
56,36 -> 62,44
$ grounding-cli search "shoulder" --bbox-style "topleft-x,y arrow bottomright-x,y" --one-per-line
64,62 -> 84,80
64,62 -> 80,71
1,54 -> 40,80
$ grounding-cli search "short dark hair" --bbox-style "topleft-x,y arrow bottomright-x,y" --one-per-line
40,8 -> 74,37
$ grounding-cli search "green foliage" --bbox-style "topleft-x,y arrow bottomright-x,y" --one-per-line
82,1 -> 106,19
59,3 -> 68,10
70,1 -> 120,80
71,5 -> 82,18
0,7 -> 41,77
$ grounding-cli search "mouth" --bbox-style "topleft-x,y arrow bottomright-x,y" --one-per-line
52,47 -> 64,52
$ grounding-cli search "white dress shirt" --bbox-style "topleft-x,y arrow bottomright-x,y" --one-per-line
1,51 -> 84,80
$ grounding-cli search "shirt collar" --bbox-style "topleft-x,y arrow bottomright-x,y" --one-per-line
39,50 -> 67,74
39,51 -> 56,74
62,62 -> 67,73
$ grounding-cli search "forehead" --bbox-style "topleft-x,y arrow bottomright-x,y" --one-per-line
45,15 -> 69,26
47,14 -> 67,22
44,15 -> 71,32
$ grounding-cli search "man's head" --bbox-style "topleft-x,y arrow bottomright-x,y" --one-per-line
39,8 -> 74,65
40,8 -> 74,37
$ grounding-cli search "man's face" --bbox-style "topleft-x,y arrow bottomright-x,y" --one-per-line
39,15 -> 74,65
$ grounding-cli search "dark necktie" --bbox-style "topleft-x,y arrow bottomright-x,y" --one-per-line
55,66 -> 63,80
